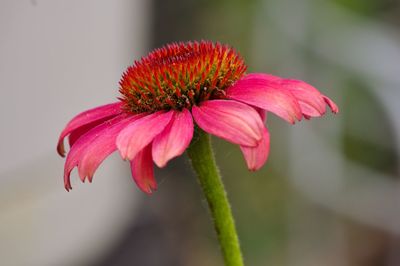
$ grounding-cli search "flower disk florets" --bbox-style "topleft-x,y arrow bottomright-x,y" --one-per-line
119,41 -> 247,113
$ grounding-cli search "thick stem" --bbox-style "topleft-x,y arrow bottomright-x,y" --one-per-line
187,129 -> 244,266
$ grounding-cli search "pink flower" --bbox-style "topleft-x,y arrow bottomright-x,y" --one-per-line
58,41 -> 338,194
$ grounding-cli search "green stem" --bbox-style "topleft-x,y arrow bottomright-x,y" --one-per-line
187,129 -> 244,266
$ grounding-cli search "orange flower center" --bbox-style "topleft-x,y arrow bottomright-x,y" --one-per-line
119,41 -> 247,113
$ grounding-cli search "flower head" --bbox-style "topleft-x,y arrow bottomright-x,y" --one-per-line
58,41 -> 338,194
119,41 -> 246,113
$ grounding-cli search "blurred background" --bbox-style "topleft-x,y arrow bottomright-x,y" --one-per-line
1,0 -> 399,265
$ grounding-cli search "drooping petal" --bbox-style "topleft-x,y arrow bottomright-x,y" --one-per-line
226,74 -> 302,124
240,126 -> 270,171
77,115 -> 143,182
240,109 -> 270,171
192,100 -> 264,147
117,111 -> 174,161
323,95 -> 339,114
57,102 -> 123,156
152,109 -> 194,168
68,117 -> 111,147
130,145 -> 157,194
279,79 -> 333,117
63,115 -> 126,190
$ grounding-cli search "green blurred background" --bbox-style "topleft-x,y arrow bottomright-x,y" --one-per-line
143,0 -> 400,265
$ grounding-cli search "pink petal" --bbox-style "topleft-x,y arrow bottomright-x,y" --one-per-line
240,126 -> 270,171
192,100 -> 264,147
57,102 -> 123,157
152,109 -> 194,168
68,117 -> 111,147
117,111 -> 174,161
255,107 -> 266,122
77,115 -> 142,182
323,95 -> 339,114
63,115 -> 126,191
279,79 -> 328,117
226,75 -> 302,124
130,145 -> 157,194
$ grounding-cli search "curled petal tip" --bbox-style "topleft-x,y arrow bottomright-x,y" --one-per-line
64,171 -> 73,191
139,180 -> 157,195
142,185 -> 156,195
57,139 -> 66,157
57,102 -> 123,158
118,149 -> 128,161
154,161 -> 167,168
79,171 -> 86,183
64,182 -> 72,191
323,96 -> 339,114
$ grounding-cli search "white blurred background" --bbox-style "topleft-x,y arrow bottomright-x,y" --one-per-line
0,1 -> 150,265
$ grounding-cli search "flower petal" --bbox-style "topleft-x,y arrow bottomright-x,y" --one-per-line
130,145 -> 157,194
68,117 -> 111,147
279,79 -> 331,117
255,107 -> 266,122
226,74 -> 302,124
117,111 -> 174,161
57,102 -> 123,157
323,95 -> 339,114
152,109 -> 194,168
192,100 -> 264,146
77,115 -> 142,182
63,115 -> 126,190
240,126 -> 270,171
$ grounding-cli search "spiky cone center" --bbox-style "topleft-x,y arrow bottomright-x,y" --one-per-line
119,41 -> 247,113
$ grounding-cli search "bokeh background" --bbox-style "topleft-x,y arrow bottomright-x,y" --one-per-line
1,0 -> 399,265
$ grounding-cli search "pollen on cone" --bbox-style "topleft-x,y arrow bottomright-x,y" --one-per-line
119,41 -> 247,113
